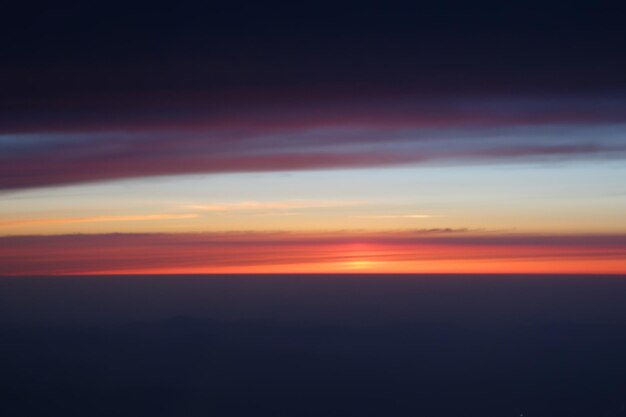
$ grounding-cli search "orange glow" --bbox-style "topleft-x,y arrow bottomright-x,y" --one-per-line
1,231 -> 625,276
0,213 -> 198,228
85,258 -> 626,275
340,260 -> 378,270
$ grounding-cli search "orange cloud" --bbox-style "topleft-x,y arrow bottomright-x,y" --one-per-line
1,230 -> 624,275
353,214 -> 437,219
0,213 -> 198,228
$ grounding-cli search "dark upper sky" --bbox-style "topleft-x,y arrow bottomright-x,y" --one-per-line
2,1 -> 625,100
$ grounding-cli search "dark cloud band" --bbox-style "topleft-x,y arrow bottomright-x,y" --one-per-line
2,94 -> 626,191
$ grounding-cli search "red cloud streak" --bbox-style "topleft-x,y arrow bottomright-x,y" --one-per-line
1,231 -> 625,275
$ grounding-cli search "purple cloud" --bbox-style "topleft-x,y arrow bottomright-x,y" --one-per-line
2,93 -> 626,190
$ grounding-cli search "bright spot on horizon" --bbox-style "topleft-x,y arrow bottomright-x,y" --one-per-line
341,260 -> 378,270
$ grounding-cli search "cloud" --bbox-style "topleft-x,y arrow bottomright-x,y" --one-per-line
0,213 -> 198,228
354,214 -> 437,219
2,93 -> 626,134
1,230 -> 624,275
186,200 -> 362,213
2,94 -> 626,191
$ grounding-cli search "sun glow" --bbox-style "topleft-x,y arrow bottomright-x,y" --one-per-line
340,260 -> 378,270
2,231 -> 625,275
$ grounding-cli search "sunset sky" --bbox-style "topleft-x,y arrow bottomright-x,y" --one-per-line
1,2 -> 625,275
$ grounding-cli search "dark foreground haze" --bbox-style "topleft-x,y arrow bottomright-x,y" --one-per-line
2,274 -> 626,416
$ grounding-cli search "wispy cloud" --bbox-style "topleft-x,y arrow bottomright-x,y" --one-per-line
186,200 -> 362,213
0,213 -> 198,228
354,214 -> 438,219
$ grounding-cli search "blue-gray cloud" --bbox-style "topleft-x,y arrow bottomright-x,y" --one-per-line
2,94 -> 626,190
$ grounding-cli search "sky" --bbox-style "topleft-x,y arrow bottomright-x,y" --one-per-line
1,1 -> 626,274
